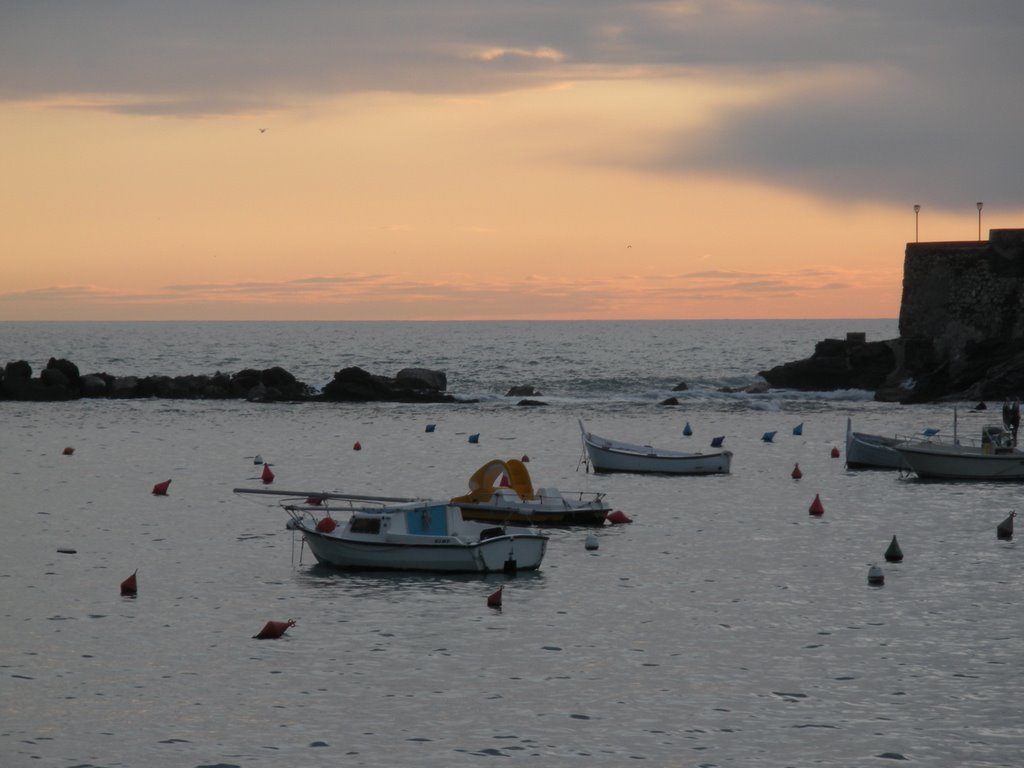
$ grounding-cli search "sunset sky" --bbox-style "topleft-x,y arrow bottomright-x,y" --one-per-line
3,1 -> 1023,321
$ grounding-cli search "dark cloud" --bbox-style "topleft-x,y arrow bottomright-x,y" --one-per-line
3,1 -> 1022,206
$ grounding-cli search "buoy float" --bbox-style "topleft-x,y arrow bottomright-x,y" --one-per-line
305,495 -> 323,506
120,569 -> 138,596
499,473 -> 511,487
425,424 -> 436,433
253,454 -> 263,465
316,516 -> 337,533
57,547 -> 77,554
683,421 -> 693,436
884,535 -> 904,562
793,423 -> 803,436
584,532 -> 599,551
997,511 -> 1015,540
152,479 -> 171,496
711,436 -> 725,448
867,564 -> 885,586
521,454 -> 530,463
353,441 -> 361,451
791,463 -> 802,479
830,446 -> 840,458
808,494 -> 824,516
606,510 -> 632,524
468,433 -> 480,444
762,431 -> 776,443
62,446 -> 75,455
261,463 -> 275,484
487,585 -> 503,608
253,618 -> 297,639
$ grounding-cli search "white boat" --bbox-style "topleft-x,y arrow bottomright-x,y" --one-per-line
234,488 -> 548,572
450,458 -> 611,526
579,420 -> 732,475
845,417 -> 913,470
893,423 -> 1024,480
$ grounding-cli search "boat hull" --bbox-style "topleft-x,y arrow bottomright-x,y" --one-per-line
845,431 -> 906,470
298,524 -> 548,572
583,441 -> 731,475
893,444 -> 1024,480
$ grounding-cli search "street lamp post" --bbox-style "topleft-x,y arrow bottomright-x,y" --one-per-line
914,204 -> 920,242
977,201 -> 984,241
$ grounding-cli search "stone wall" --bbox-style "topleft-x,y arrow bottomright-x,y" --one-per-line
899,229 -> 1024,376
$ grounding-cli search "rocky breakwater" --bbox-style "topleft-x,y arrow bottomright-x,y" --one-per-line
0,358 -> 457,403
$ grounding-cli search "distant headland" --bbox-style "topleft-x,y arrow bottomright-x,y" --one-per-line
760,228 -> 1024,402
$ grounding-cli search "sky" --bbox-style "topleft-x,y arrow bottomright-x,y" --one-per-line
3,0 -> 1023,321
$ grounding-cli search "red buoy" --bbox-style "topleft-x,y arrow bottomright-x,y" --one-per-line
120,569 -> 138,596
253,618 -> 297,639
316,516 -> 337,533
809,493 -> 825,516
521,455 -> 530,463
261,463 -> 275,484
791,463 -> 802,479
830,446 -> 840,458
62,446 -> 75,455
152,479 -> 171,496
353,441 -> 362,451
606,510 -> 632,524
487,585 -> 503,608
305,495 -> 323,506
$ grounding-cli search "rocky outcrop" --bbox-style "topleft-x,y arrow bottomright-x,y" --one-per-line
759,337 -> 898,392
321,366 -> 456,403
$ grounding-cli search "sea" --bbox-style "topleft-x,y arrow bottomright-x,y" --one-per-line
2,320 -> 1021,768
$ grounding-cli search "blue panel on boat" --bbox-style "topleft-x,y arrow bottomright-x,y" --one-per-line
405,505 -> 449,536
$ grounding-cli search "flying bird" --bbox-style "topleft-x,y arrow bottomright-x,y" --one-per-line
259,128 -> 266,133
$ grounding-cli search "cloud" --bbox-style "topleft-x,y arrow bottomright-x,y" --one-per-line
0,265 -> 891,320
2,2 -> 1021,205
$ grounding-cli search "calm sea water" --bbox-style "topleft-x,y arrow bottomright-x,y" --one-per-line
2,321 -> 1022,768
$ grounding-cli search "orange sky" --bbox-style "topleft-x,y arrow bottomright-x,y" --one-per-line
2,3 -> 1022,321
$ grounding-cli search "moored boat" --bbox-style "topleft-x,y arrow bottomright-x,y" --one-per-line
845,417 -> 912,470
579,420 -> 732,475
451,458 -> 611,526
234,488 -> 548,572
893,423 -> 1024,480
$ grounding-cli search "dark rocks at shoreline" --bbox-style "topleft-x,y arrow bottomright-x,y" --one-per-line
320,366 -> 456,403
0,359 -> 457,404
759,333 -> 1024,403
506,385 -> 541,397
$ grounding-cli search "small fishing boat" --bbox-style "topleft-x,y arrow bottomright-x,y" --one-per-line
579,420 -> 732,475
450,458 -> 611,526
234,488 -> 548,572
893,422 -> 1024,480
845,417 -> 914,470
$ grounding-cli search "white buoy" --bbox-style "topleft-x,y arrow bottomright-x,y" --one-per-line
867,564 -> 885,586
585,532 -> 599,551
253,454 -> 263,465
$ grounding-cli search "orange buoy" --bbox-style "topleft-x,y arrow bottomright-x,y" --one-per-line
830,446 -> 840,458
791,463 -> 802,479
253,618 -> 296,639
353,441 -> 361,451
808,493 -> 824,516
487,585 -> 503,608
606,510 -> 632,524
120,569 -> 138,596
152,479 -> 171,496
62,446 -> 75,455
261,463 -> 275,484
316,516 -> 337,533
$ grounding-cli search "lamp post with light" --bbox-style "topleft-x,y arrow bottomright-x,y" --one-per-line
977,201 -> 984,241
914,204 -> 920,242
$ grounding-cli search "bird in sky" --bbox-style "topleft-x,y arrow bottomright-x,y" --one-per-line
259,128 -> 266,133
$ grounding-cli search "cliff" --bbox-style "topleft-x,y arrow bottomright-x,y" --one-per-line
761,228 -> 1024,402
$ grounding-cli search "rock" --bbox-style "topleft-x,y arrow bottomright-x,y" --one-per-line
506,385 -> 541,397
659,397 -> 680,406
671,381 -> 689,391
516,399 -> 547,406
396,367 -> 447,392
322,366 -> 455,403
80,374 -> 108,397
759,338 -> 896,392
